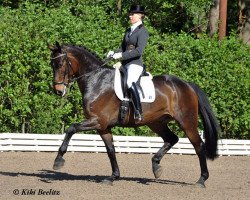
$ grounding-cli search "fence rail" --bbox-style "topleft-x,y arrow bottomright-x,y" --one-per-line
0,133 -> 250,156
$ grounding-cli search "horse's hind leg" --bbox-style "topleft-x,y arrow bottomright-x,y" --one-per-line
180,119 -> 208,187
185,128 -> 208,187
148,122 -> 179,179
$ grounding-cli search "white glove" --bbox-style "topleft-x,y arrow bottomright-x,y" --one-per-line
113,62 -> 122,69
107,50 -> 114,58
112,52 -> 122,59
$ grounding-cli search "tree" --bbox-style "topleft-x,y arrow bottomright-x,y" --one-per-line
117,0 -> 122,15
208,0 -> 220,37
238,0 -> 250,44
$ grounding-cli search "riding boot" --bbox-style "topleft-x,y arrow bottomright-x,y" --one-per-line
129,83 -> 143,121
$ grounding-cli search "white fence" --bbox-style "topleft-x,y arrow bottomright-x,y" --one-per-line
0,133 -> 250,156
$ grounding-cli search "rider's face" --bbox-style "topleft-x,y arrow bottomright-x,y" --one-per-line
129,13 -> 143,25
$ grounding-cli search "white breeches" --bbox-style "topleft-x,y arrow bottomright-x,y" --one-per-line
125,64 -> 143,88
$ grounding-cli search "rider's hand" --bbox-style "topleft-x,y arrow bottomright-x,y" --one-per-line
112,52 -> 122,60
106,50 -> 114,58
113,62 -> 122,69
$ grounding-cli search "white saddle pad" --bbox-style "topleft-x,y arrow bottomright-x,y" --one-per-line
114,67 -> 155,103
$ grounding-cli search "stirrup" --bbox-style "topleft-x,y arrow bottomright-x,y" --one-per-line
134,110 -> 143,121
119,101 -> 129,124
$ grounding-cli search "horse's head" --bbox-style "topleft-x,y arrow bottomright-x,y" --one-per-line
48,42 -> 106,97
48,42 -> 76,97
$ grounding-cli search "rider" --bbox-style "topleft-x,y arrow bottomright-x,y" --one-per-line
107,5 -> 149,121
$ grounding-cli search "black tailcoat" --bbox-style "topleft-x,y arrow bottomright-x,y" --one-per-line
118,24 -> 149,66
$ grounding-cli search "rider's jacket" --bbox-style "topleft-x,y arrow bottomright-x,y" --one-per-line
117,24 -> 149,67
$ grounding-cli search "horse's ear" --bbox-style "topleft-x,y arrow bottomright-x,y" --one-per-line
56,41 -> 61,52
48,42 -> 62,52
48,43 -> 56,51
56,41 -> 60,47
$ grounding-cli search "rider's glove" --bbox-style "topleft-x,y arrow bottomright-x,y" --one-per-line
112,52 -> 122,60
106,50 -> 114,58
113,62 -> 122,69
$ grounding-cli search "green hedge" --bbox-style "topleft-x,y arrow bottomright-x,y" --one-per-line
0,2 -> 249,139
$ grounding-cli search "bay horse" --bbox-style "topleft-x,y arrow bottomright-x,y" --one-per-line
48,42 -> 220,187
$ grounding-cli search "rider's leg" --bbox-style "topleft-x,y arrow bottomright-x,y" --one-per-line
126,64 -> 143,88
128,83 -> 143,121
126,64 -> 143,121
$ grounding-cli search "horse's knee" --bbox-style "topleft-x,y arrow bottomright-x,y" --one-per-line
161,129 -> 179,144
163,134 -> 178,146
65,126 -> 76,135
171,134 -> 179,145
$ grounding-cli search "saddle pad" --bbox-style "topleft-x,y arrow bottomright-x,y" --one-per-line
114,67 -> 156,103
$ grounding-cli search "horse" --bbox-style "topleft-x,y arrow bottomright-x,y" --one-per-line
48,42 -> 220,187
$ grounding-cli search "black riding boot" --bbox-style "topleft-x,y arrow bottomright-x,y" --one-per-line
129,83 -> 143,121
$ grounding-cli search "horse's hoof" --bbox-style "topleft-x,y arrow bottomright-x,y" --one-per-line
53,158 -> 65,170
101,179 -> 113,186
195,176 -> 206,188
195,181 -> 206,188
153,165 -> 163,179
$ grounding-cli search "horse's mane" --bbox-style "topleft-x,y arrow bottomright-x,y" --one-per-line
64,44 -> 106,66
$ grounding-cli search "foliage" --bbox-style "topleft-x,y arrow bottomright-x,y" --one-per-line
144,33 -> 250,139
0,1 -> 249,139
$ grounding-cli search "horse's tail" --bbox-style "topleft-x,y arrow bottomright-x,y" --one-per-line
189,82 -> 221,160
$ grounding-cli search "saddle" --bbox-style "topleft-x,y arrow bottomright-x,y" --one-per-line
120,66 -> 148,99
113,63 -> 155,123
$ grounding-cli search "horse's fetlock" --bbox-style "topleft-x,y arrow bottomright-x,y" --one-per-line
60,146 -> 67,154
151,156 -> 160,164
202,172 -> 209,180
113,172 -> 120,179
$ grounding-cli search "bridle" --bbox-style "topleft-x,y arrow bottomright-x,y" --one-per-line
51,51 -> 77,87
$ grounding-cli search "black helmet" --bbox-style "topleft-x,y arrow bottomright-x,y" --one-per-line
128,5 -> 146,15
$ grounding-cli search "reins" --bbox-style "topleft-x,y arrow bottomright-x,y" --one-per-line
100,56 -> 113,67
51,51 -> 114,86
71,56 -> 113,82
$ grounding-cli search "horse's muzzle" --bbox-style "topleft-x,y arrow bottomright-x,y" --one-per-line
53,84 -> 67,97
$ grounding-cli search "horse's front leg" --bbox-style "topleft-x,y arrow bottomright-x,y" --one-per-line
53,118 -> 100,170
99,129 -> 120,185
53,126 -> 75,170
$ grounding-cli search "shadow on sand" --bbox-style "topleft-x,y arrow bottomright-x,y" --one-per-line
0,170 -> 193,186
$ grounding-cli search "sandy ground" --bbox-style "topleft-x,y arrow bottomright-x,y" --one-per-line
0,152 -> 249,200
